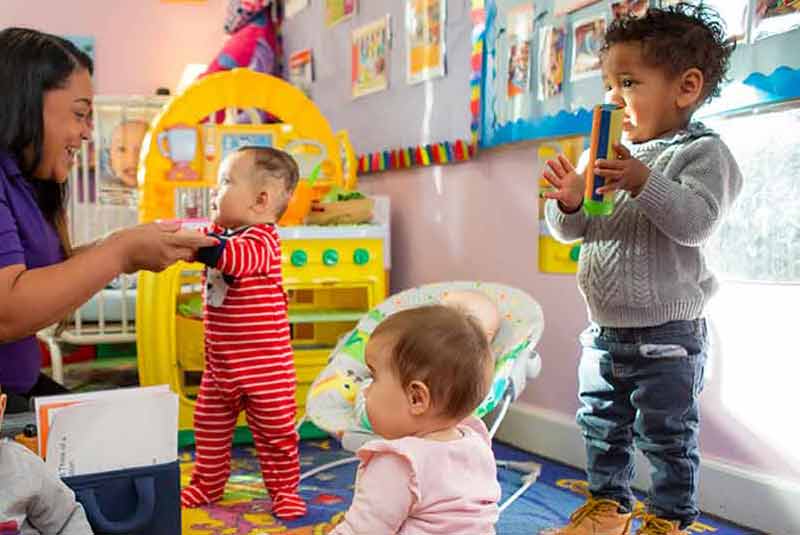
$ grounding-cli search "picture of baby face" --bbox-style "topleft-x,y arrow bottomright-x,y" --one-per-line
109,120 -> 148,187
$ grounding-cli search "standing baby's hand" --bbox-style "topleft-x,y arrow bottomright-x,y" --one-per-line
541,154 -> 584,213
594,144 -> 650,197
112,222 -> 219,274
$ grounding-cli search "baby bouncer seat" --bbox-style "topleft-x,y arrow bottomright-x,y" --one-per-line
300,281 -> 545,512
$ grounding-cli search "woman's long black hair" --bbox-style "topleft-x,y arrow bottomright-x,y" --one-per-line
0,27 -> 94,256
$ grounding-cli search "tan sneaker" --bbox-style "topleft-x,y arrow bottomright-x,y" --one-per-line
634,515 -> 688,535
539,498 -> 633,535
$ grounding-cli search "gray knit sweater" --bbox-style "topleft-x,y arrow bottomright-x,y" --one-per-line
0,440 -> 92,534
545,122 -> 743,328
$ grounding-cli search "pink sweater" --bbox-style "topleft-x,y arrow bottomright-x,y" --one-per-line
331,417 -> 501,535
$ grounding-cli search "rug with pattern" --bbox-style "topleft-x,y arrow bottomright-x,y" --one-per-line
179,440 -> 759,535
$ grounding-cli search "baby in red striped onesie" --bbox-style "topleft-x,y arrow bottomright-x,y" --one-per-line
181,146 -> 306,520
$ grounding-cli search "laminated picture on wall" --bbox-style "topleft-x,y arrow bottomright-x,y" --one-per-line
94,101 -> 163,206
506,4 -> 535,98
571,16 -> 606,81
326,0 -> 357,28
405,0 -> 447,85
611,0 -> 648,20
286,0 -> 310,18
753,0 -> 800,41
352,16 -> 391,98
538,25 -> 566,100
289,48 -> 314,97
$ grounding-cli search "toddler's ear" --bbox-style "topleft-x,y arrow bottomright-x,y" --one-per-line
676,67 -> 704,110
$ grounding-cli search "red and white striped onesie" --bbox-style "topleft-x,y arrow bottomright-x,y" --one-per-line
181,223 -> 306,519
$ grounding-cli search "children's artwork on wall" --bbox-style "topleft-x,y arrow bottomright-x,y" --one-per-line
538,25 -> 566,100
571,16 -> 606,81
286,0 -> 310,19
405,0 -> 447,85
352,16 -> 391,99
285,0 -> 478,161
94,98 -> 165,206
326,0 -> 357,28
753,0 -> 800,41
506,4 -> 535,99
482,0 -> 800,151
289,48 -> 314,96
611,0 -> 648,20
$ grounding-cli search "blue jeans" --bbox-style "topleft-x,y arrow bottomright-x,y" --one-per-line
577,319 -> 708,528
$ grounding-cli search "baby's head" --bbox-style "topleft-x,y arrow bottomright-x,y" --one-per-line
110,119 -> 148,187
600,2 -> 734,143
363,305 -> 493,440
440,290 -> 500,344
212,146 -> 299,228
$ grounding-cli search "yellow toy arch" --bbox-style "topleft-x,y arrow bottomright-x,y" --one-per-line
138,68 -> 344,223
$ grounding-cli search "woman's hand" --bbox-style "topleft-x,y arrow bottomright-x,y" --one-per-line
594,144 -> 650,197
110,221 -> 218,274
542,154 -> 585,213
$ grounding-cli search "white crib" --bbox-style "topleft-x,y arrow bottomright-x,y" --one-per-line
38,95 -> 167,383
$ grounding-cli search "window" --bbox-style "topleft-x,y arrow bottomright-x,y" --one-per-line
704,102 -> 800,283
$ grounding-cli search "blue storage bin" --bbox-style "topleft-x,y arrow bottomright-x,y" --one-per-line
63,461 -> 181,535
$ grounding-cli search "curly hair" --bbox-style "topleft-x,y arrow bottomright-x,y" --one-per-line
601,2 -> 735,103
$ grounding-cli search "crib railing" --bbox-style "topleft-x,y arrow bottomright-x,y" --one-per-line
38,140 -> 139,383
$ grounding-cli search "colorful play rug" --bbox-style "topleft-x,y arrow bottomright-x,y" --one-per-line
180,440 -> 760,535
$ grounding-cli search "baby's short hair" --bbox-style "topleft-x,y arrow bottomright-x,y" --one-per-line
235,146 -> 300,217
371,304 -> 494,421
602,2 -> 734,103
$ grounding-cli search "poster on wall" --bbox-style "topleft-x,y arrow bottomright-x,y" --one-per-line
405,0 -> 447,85
611,0 -> 648,19
95,99 -> 164,207
352,16 -> 391,99
753,0 -> 800,41
326,0 -> 357,28
538,25 -> 566,100
506,4 -> 535,98
289,49 -> 314,97
571,16 -> 606,81
286,0 -> 310,19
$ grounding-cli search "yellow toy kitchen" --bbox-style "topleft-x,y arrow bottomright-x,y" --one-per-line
134,68 -> 390,444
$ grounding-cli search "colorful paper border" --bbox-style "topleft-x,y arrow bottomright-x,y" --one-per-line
358,0 -> 486,175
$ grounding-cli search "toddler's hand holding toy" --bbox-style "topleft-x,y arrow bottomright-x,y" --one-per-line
542,155 -> 584,213
593,144 -> 650,197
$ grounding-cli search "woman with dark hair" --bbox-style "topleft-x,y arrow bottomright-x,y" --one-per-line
0,27 -> 217,414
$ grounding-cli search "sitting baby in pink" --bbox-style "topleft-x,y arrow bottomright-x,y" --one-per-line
331,304 -> 501,535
